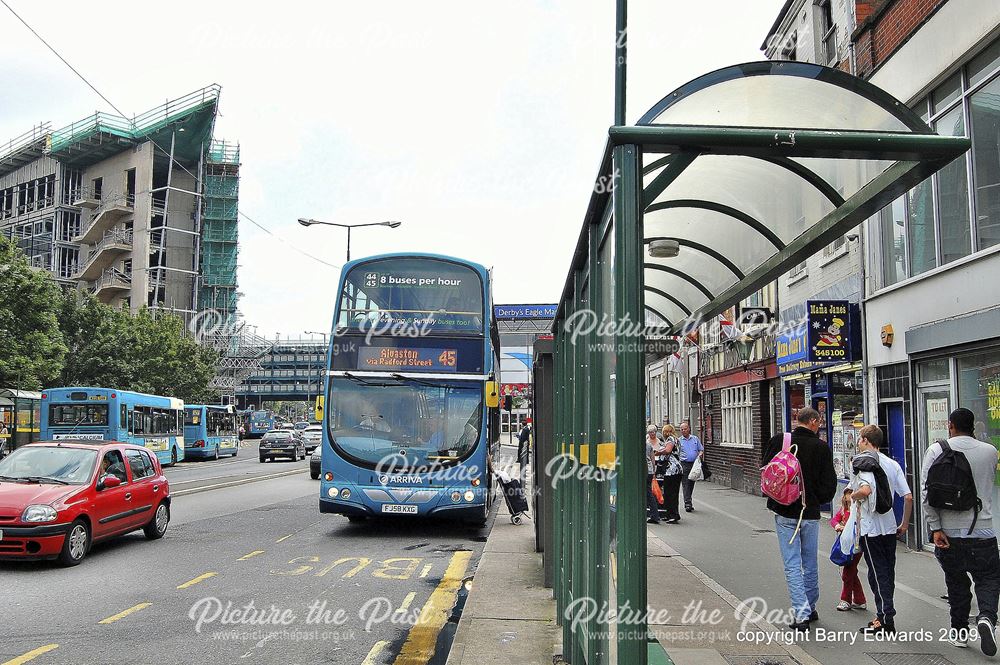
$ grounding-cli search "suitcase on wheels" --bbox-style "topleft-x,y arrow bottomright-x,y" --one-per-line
497,473 -> 529,524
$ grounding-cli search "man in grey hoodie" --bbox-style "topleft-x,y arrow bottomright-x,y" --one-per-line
922,407 -> 1000,656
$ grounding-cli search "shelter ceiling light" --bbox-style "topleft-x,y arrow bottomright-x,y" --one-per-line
648,239 -> 680,259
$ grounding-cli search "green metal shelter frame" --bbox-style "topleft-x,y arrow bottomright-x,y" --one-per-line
549,60 -> 970,665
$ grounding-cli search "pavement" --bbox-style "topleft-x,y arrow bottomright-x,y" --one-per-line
446,467 -> 996,665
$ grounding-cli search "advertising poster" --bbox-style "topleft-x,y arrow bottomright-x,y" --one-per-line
808,300 -> 851,363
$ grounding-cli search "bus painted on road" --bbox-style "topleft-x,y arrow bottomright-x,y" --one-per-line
40,387 -> 185,466
184,404 -> 239,460
320,253 -> 501,524
247,410 -> 274,438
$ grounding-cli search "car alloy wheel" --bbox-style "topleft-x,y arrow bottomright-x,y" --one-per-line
155,504 -> 168,534
68,523 -> 88,560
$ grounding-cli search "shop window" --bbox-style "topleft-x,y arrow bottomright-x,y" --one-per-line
918,358 -> 950,384
956,350 -> 1000,536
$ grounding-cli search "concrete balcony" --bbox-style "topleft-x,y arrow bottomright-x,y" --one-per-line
74,229 -> 132,281
73,193 -> 134,244
92,268 -> 132,303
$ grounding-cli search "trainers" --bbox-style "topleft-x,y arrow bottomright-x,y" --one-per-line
979,618 -> 997,657
836,601 -> 852,612
861,618 -> 896,636
809,610 -> 819,623
948,634 -> 969,649
852,603 -> 868,610
789,618 -> 811,631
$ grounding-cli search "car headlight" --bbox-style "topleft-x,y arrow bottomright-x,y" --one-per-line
22,504 -> 58,523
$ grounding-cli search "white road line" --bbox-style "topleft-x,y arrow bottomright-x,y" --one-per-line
171,469 -> 306,496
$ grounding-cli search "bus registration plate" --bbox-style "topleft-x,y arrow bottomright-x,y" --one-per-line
381,504 -> 417,514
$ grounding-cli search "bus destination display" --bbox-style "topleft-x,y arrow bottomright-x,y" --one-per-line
357,347 -> 458,372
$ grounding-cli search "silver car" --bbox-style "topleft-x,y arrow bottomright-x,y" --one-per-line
302,425 -> 323,453
310,445 -> 322,480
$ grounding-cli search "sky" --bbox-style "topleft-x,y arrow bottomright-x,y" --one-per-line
1,1 -> 782,338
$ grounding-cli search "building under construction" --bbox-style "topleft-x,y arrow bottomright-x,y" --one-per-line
0,84 -> 240,326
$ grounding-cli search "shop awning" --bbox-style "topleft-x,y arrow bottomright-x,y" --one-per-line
556,61 -> 971,331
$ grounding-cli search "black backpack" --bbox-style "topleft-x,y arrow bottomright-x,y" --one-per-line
925,440 -> 981,534
852,453 -> 894,515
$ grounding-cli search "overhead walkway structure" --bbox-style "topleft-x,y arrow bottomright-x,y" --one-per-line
546,58 -> 970,665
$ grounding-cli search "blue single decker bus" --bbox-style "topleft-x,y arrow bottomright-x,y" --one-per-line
247,410 -> 274,438
319,253 -> 501,524
40,387 -> 186,466
184,404 -> 239,460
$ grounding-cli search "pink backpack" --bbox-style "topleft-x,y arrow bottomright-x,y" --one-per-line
760,433 -> 807,541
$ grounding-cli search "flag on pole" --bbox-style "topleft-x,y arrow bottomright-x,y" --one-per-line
718,314 -> 744,341
666,352 -> 683,373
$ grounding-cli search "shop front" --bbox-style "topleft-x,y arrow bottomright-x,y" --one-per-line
908,342 -> 1000,545
0,389 -> 42,453
777,301 -> 865,483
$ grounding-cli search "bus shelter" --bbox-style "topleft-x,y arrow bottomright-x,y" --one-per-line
0,388 -> 42,452
548,61 -> 970,665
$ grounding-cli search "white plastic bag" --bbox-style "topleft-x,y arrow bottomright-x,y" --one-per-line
688,457 -> 705,482
839,508 -> 860,556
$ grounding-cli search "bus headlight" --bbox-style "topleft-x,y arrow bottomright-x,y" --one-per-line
327,487 -> 338,498
463,490 -> 475,503
340,488 -> 351,499
451,491 -> 462,503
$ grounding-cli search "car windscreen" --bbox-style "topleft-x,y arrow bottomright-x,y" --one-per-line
0,446 -> 98,484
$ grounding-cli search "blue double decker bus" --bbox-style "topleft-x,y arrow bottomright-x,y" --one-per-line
320,253 -> 501,524
184,404 -> 239,460
40,387 -> 186,466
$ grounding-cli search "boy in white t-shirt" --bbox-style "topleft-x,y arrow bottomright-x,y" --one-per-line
849,424 -> 913,637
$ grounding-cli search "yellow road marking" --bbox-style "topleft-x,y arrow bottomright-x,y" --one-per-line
176,572 -> 217,589
396,592 -> 416,614
419,564 -> 432,578
392,551 -> 472,665
362,640 -> 390,665
276,534 -> 293,543
1,644 -> 58,665
98,603 -> 151,625
238,550 -> 264,561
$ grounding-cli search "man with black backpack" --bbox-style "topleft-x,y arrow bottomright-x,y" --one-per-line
849,425 -> 913,636
922,407 -> 1000,656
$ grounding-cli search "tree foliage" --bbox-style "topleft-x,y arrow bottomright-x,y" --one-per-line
2,236 -> 219,401
0,234 -> 67,389
58,292 -> 220,403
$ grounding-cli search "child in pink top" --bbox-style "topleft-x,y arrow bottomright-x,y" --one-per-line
831,487 -> 867,611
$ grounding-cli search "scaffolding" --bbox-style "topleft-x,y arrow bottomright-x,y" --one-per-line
199,139 -> 240,318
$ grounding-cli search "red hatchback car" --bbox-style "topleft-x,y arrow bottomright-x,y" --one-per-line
0,440 -> 170,566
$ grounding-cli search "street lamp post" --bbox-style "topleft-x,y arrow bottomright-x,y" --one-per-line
297,219 -> 401,262
304,331 -> 328,419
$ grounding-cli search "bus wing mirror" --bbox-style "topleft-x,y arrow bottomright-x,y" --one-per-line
485,381 -> 500,409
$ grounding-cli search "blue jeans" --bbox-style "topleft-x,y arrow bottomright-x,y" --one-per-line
775,516 -> 820,622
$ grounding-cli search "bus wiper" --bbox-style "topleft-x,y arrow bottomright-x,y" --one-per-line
343,372 -> 377,385
22,476 -> 70,485
390,373 -> 438,387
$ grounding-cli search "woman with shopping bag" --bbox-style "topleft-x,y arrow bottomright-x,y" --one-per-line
645,426 -> 664,524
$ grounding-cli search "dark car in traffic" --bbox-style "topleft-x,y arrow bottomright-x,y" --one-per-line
258,430 -> 306,463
